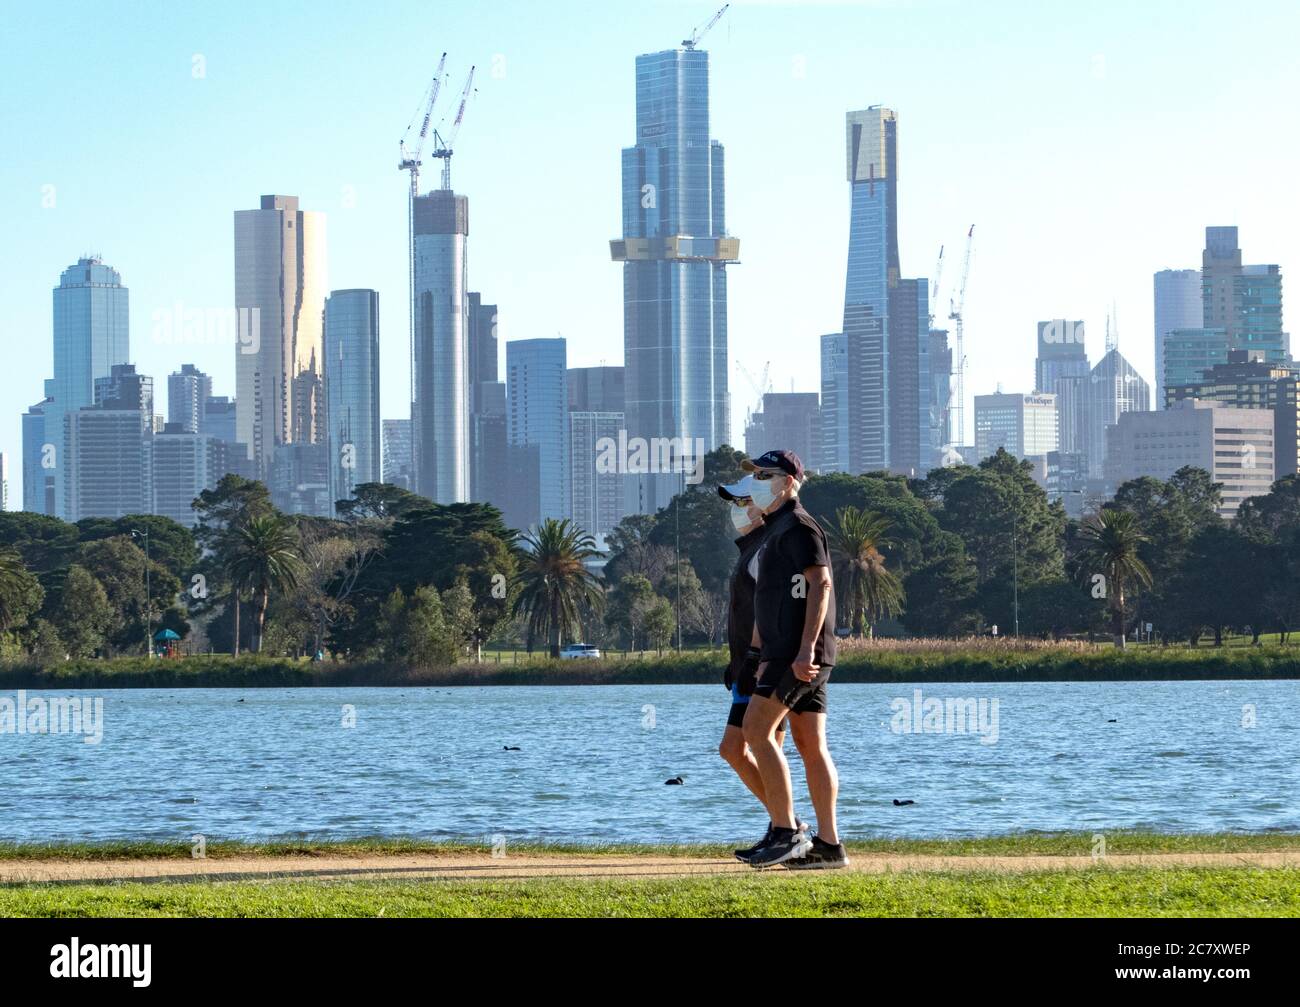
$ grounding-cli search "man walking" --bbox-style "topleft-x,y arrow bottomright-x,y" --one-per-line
716,475 -> 803,862
740,450 -> 848,869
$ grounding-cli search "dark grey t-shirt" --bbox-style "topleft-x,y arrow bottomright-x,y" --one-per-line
753,500 -> 837,668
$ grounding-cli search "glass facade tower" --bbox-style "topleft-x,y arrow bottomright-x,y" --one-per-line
412,189 -> 470,504
41,257 -> 130,517
324,289 -> 381,509
233,195 -> 328,478
612,46 -> 737,514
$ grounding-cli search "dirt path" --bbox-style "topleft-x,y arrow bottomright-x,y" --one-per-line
4,849 -> 1299,886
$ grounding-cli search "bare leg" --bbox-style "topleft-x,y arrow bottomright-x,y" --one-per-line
741,694 -> 796,829
788,710 -> 840,845
719,723 -> 786,807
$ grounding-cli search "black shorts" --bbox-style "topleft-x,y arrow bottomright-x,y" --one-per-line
753,661 -> 831,714
727,700 -> 790,733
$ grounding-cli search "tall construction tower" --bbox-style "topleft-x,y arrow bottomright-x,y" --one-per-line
948,224 -> 974,449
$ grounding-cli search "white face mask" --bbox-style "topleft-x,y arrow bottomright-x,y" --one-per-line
750,475 -> 783,512
730,505 -> 754,534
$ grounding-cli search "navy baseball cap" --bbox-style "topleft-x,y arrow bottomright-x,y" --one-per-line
741,449 -> 805,481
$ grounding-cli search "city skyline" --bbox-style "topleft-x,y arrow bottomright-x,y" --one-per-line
4,1 -> 1299,506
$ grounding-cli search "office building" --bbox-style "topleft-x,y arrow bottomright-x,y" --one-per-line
39,257 -> 130,517
1163,327 -> 1230,395
22,399 -> 52,513
1167,350 -> 1300,478
1081,348 -> 1150,478
929,327 -> 953,457
1153,270 -> 1202,407
612,43 -> 737,514
744,392 -> 820,468
1106,399 -> 1273,518
382,419 -> 413,491
152,424 -> 225,527
234,195 -> 327,477
505,338 -> 568,531
819,333 -> 849,473
411,188 -> 470,504
323,289 -> 381,509
974,392 -> 1058,461
167,364 -> 212,433
1034,319 -> 1090,454
1202,226 -> 1287,363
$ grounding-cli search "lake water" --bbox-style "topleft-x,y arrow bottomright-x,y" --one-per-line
2,681 -> 1297,844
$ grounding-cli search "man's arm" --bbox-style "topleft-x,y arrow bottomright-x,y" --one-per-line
792,564 -> 831,682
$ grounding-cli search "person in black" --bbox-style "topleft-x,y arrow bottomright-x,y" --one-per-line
716,476 -> 802,862
739,449 -> 849,870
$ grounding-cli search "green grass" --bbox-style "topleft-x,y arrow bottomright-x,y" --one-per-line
2,831 -> 1298,862
4,867 -> 1297,918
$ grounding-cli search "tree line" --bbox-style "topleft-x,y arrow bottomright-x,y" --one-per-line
3,446 -> 1300,662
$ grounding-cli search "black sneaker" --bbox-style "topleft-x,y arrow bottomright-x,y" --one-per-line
734,825 -> 773,863
734,819 -> 810,864
747,827 -> 814,869
787,835 -> 851,870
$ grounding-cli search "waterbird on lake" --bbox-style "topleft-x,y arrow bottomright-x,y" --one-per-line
503,746 -> 521,751
893,799 -> 914,806
665,776 -> 684,785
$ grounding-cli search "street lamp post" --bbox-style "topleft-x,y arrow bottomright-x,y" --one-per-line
1011,509 -> 1019,638
132,527 -> 151,658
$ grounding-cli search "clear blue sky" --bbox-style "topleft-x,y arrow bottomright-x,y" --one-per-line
3,0 -> 1297,501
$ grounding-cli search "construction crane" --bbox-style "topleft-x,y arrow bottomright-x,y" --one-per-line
430,66 -> 476,191
683,3 -> 730,49
735,359 -> 772,426
928,244 -> 945,330
399,55 -> 448,469
947,224 -> 975,450
398,53 -> 447,200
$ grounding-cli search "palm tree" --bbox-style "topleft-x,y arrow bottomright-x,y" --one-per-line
825,507 -> 905,638
1078,507 -> 1153,649
225,514 -> 305,654
513,518 -> 604,658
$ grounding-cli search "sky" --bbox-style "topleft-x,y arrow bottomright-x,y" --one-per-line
3,0 -> 1297,503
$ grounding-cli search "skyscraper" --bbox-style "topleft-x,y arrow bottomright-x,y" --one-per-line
839,107 -> 933,476
467,292 -> 498,412
233,195 -> 328,477
323,289 -> 381,509
22,399 -> 51,513
819,333 -> 848,472
505,338 -> 568,531
1153,270 -> 1201,408
39,257 -> 130,517
167,364 -> 213,433
382,419 -> 413,491
1202,227 -> 1287,363
1081,348 -> 1151,478
63,364 -> 153,521
152,424 -> 226,527
1035,320 -> 1089,453
411,189 -> 470,504
612,44 -> 737,514
568,365 -> 626,545
744,392 -> 820,468
842,107 -> 898,474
